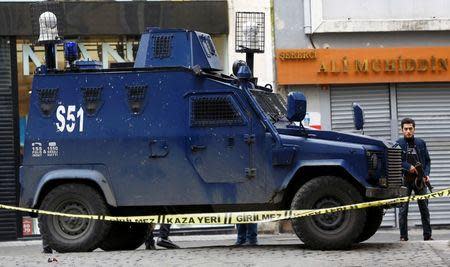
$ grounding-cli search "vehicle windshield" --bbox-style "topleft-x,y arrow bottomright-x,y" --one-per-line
251,89 -> 287,123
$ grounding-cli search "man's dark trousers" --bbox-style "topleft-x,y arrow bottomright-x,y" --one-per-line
236,223 -> 257,244
399,181 -> 432,240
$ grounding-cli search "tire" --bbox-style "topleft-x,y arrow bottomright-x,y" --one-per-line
355,207 -> 384,243
38,183 -> 111,253
290,176 -> 366,250
99,222 -> 149,251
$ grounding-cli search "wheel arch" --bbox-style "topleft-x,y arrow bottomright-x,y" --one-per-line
33,169 -> 117,209
281,165 -> 366,208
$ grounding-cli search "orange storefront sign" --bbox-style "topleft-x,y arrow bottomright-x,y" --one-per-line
276,47 -> 450,85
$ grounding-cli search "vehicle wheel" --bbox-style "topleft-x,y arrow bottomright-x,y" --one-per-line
99,222 -> 149,251
38,183 -> 111,253
290,176 -> 366,250
355,207 -> 384,243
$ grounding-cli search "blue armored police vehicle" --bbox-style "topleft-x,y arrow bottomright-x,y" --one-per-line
20,24 -> 406,252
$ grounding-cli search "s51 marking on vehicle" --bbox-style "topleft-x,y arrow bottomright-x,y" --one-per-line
56,105 -> 84,133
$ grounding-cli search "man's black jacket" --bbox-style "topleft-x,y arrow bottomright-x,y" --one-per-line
396,137 -> 431,177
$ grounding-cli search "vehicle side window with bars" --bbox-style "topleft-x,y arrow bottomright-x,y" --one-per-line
152,35 -> 173,59
190,95 -> 245,127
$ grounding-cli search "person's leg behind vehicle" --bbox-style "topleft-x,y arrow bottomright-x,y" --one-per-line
145,223 -> 156,250
42,238 -> 53,254
236,224 -> 247,245
246,223 -> 258,245
415,186 -> 432,240
156,224 -> 180,249
399,183 -> 413,241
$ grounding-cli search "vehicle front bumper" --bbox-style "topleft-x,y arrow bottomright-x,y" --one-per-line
365,186 -> 408,199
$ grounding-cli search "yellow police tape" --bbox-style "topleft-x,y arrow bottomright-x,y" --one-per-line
1,188 -> 449,225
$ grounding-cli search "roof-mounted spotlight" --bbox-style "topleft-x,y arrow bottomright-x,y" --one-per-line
31,2 -> 64,72
235,12 -> 265,74
38,11 -> 60,43
38,11 -> 61,71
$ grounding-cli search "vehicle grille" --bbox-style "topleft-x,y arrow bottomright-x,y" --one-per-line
387,148 -> 403,188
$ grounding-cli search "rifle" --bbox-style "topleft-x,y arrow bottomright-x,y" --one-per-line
414,162 -> 434,193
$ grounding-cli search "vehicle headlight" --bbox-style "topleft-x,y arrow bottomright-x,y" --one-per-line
366,151 -> 379,170
370,153 -> 378,170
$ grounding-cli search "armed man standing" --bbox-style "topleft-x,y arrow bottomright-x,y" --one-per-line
397,118 -> 433,241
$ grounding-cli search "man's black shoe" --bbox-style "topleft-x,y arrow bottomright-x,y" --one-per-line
246,241 -> 259,246
156,237 -> 180,249
400,237 -> 408,241
424,236 -> 434,241
42,246 -> 53,254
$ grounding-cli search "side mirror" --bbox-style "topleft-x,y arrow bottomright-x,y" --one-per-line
287,92 -> 307,122
352,103 -> 364,130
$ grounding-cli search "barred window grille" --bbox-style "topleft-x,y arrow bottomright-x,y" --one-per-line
37,88 -> 58,117
38,88 -> 58,103
81,87 -> 103,115
152,35 -> 173,59
126,85 -> 148,114
191,96 -> 244,127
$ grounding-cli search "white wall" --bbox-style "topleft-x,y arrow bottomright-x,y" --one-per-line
211,34 -> 229,72
307,0 -> 450,33
226,0 -> 275,88
322,0 -> 449,20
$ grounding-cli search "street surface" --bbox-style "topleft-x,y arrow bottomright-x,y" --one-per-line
0,229 -> 449,266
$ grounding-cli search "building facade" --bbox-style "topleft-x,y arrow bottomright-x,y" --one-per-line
274,0 -> 450,227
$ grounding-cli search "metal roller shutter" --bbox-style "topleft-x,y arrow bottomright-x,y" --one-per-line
331,85 -> 391,139
0,37 -> 19,241
330,85 -> 396,227
397,84 -> 450,226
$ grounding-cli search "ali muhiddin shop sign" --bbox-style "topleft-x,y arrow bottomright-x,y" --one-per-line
276,47 -> 450,84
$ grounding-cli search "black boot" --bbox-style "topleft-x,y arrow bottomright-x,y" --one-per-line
42,245 -> 53,254
156,237 -> 180,249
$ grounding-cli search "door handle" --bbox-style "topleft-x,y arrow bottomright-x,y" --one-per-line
149,139 -> 169,158
191,145 -> 206,152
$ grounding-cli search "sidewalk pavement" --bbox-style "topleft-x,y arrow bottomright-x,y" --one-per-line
0,229 -> 449,267
1,228 -> 449,249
